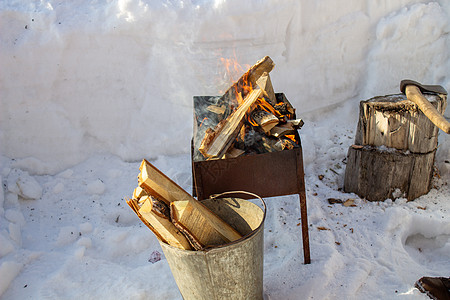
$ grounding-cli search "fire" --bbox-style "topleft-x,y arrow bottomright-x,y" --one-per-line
198,117 -> 208,128
285,135 -> 296,142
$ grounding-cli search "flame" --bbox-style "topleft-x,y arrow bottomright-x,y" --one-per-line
218,54 -> 299,148
285,135 -> 297,142
198,117 -> 208,128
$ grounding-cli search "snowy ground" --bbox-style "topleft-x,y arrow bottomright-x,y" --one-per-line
1,100 -> 449,299
1,1 -> 450,299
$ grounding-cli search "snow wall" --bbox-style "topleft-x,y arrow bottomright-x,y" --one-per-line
1,0 -> 449,175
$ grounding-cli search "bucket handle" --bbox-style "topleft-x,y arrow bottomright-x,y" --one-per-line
209,190 -> 267,214
203,191 -> 267,250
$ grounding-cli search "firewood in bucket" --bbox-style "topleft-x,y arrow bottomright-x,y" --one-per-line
138,196 -> 193,250
137,159 -> 243,245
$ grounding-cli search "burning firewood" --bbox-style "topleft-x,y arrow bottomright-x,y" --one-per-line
207,104 -> 226,115
194,56 -> 304,161
256,72 -> 277,106
251,109 -> 279,133
270,120 -> 303,138
133,159 -> 242,249
220,56 -> 274,109
270,123 -> 296,138
199,88 -> 263,159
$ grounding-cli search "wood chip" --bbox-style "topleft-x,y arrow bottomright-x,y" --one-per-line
317,226 -> 330,231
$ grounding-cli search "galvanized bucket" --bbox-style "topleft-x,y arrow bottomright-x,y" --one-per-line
159,191 -> 266,300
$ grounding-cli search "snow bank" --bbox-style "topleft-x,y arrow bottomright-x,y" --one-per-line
0,1 -> 449,298
1,0 -> 449,174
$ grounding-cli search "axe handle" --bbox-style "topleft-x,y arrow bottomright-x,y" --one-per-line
405,85 -> 450,134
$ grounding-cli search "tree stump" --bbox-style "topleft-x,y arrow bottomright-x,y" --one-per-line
344,93 -> 447,201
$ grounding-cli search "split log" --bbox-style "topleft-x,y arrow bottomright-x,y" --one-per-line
354,93 -> 446,153
251,109 -> 279,133
220,56 -> 274,110
270,123 -> 296,138
171,200 -> 228,249
199,88 -> 263,159
273,101 -> 295,117
138,197 -> 193,250
207,104 -> 226,115
287,119 -> 304,128
344,145 -> 435,201
126,198 -> 167,245
138,159 -> 242,242
138,159 -> 193,204
224,147 -> 246,159
133,186 -> 147,199
256,72 -> 276,106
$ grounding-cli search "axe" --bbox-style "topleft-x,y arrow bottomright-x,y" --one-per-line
400,79 -> 449,134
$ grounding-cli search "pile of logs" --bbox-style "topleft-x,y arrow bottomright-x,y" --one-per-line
194,56 -> 304,161
126,159 -> 242,250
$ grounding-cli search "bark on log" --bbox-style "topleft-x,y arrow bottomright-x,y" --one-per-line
126,198 -> 168,245
344,145 -> 435,201
251,109 -> 279,133
354,93 -> 447,153
138,197 -> 193,250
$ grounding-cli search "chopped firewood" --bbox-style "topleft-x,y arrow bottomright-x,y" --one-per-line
273,102 -> 295,116
287,119 -> 304,128
144,195 -> 170,218
138,159 -> 193,204
275,137 -> 296,150
171,200 -> 229,249
207,104 -> 226,115
223,147 -> 246,159
138,197 -> 193,250
220,56 -> 274,111
133,186 -> 147,200
270,123 -> 296,138
251,109 -> 279,133
126,198 -> 168,245
261,136 -> 280,153
256,72 -> 276,106
138,159 -> 242,243
327,198 -> 343,205
343,199 -> 356,207
199,88 -> 263,159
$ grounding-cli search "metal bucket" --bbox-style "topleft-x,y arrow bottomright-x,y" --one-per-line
159,191 -> 266,300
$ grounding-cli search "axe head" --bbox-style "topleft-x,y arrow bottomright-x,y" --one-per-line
400,79 -> 447,95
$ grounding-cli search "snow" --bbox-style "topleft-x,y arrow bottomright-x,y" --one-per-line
0,0 -> 449,299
